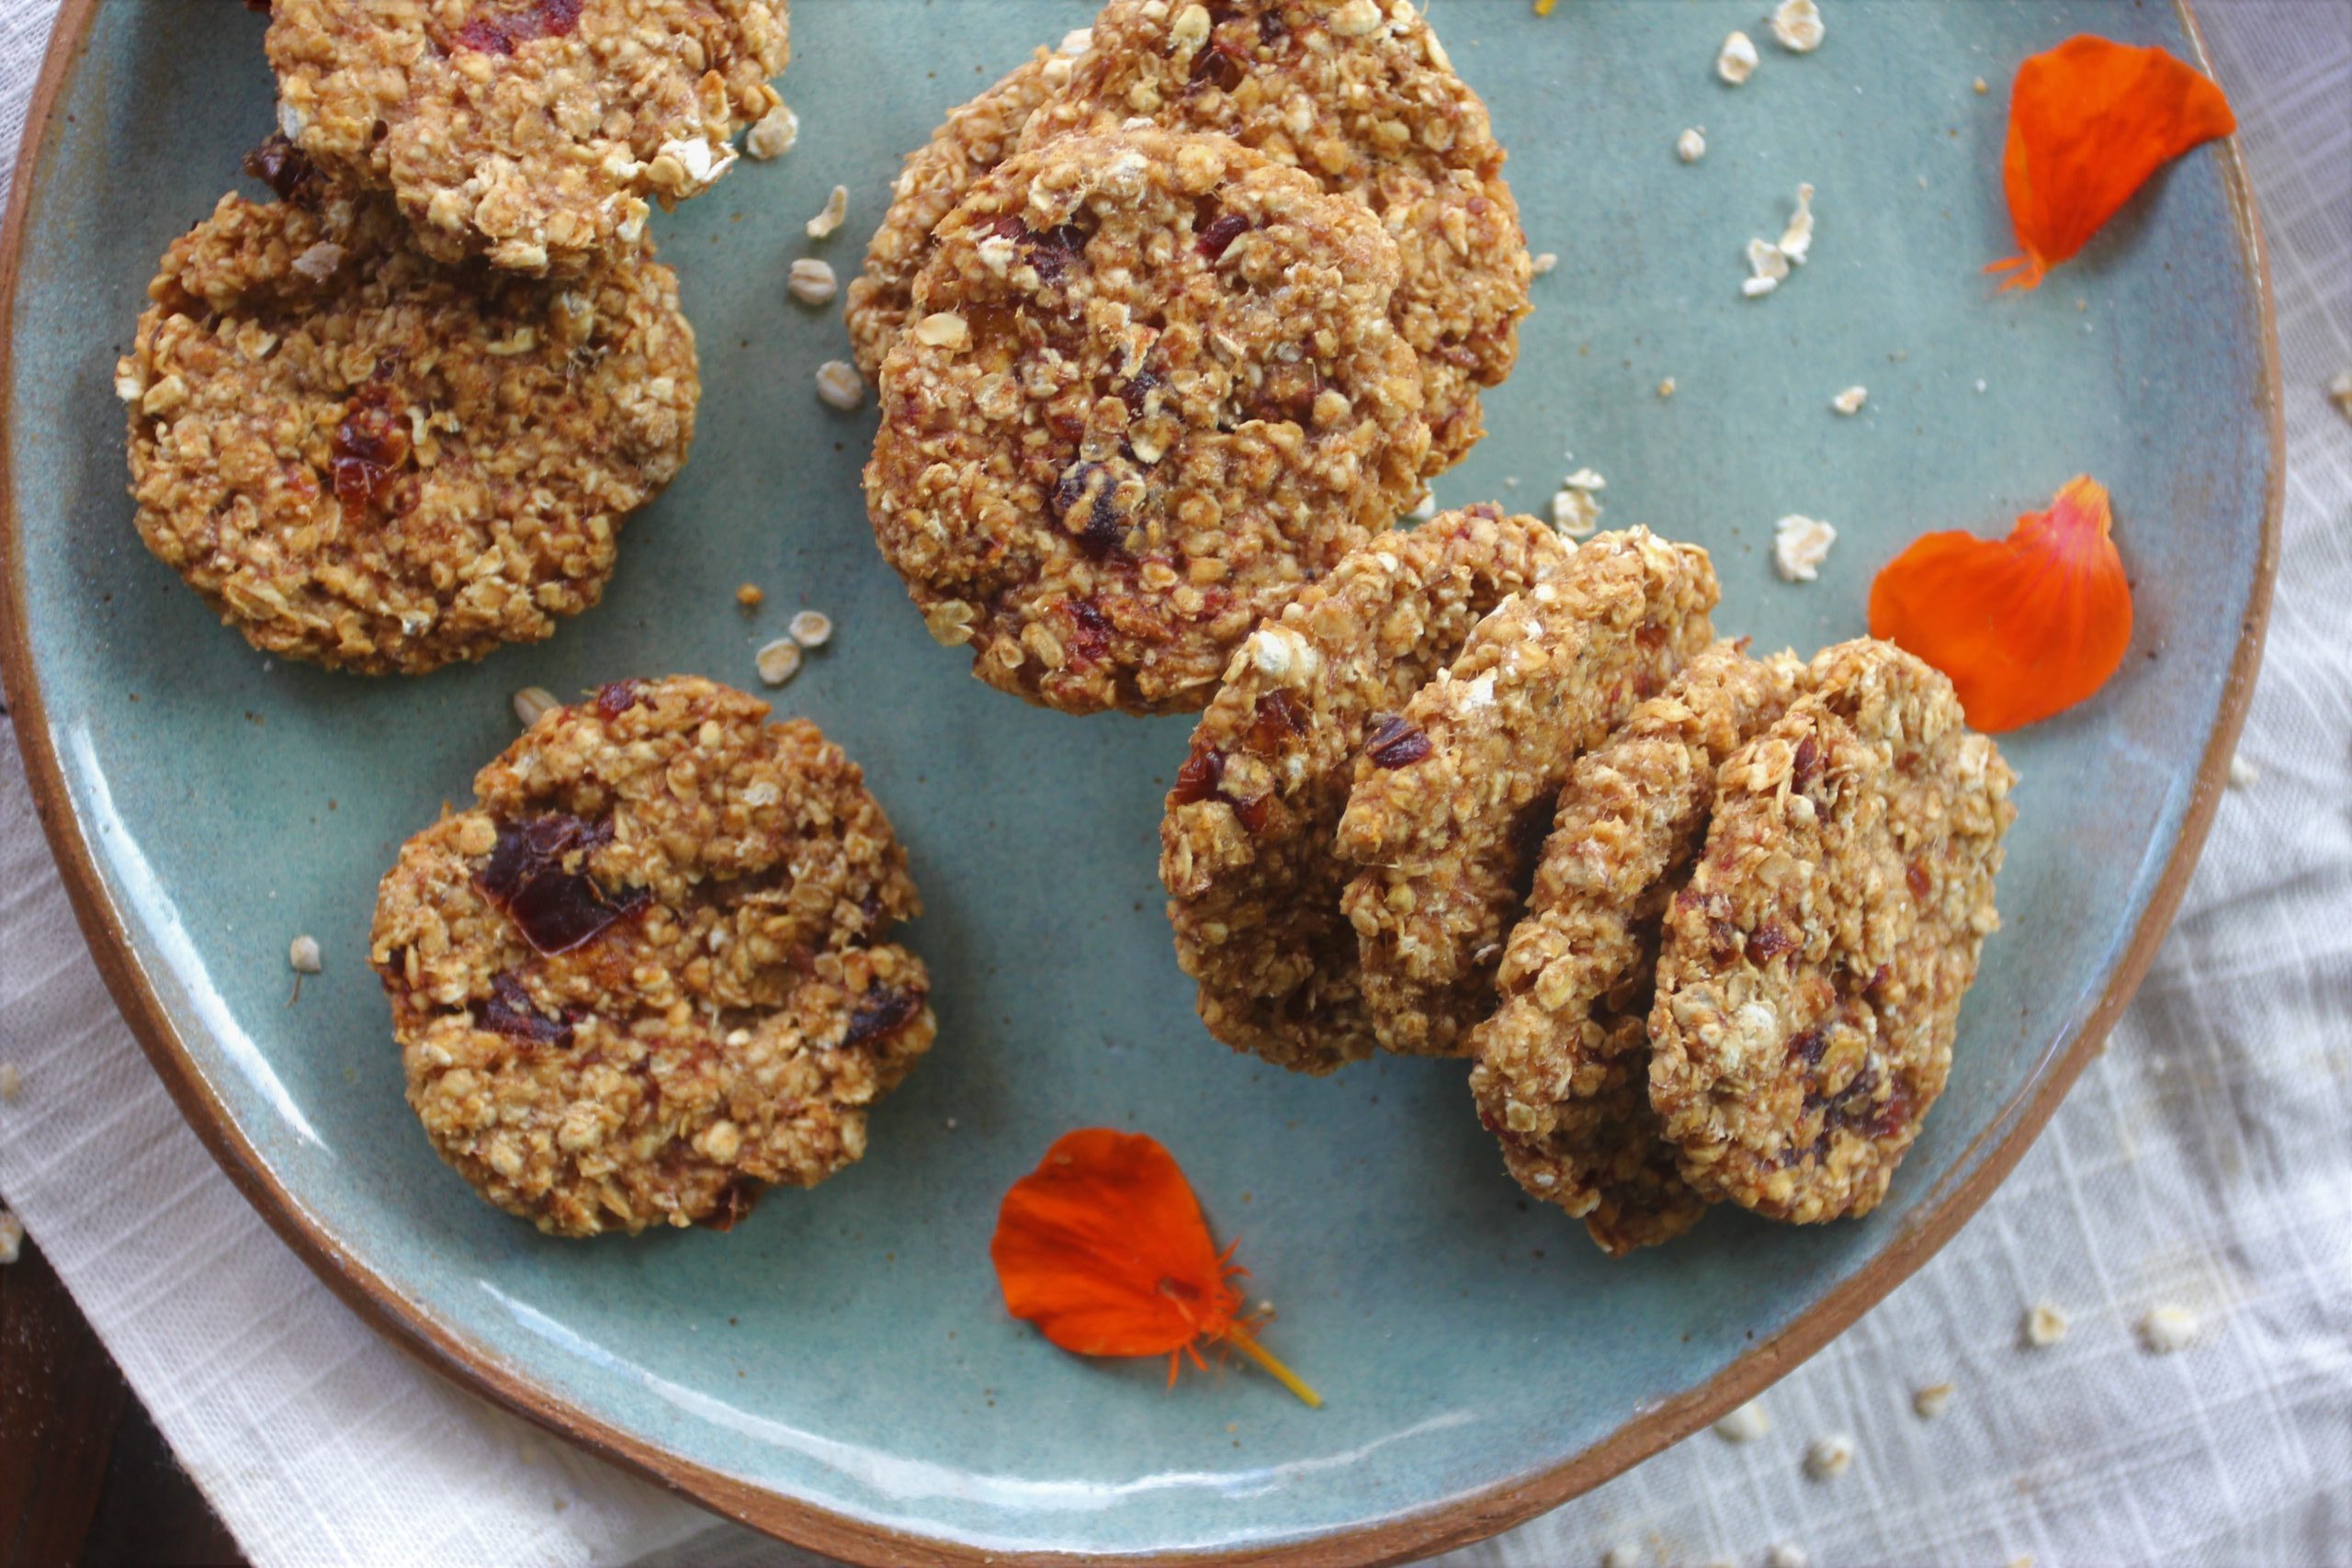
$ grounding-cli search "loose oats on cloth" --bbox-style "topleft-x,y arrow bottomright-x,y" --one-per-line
2,6 -> 2349,1567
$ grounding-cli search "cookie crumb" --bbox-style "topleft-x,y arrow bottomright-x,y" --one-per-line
1973,76 -> 1990,95
2330,370 -> 2352,422
1713,1398 -> 1770,1442
806,184 -> 850,239
1602,1543 -> 1640,1568
512,686 -> 560,728
787,258 -> 839,306
289,934 -> 322,974
746,102 -> 799,161
1564,468 -> 1606,491
0,1210 -> 20,1266
1677,127 -> 1707,164
1913,1381 -> 1955,1418
2139,1303 -> 2200,1353
1769,1545 -> 1809,1568
1770,0 -> 1825,53
1717,30 -> 1759,85
1743,237 -> 1790,298
0,1064 -> 20,1101
1550,485 -> 1602,538
1657,377 -> 1678,399
2023,1301 -> 2069,1348
815,361 -> 866,411
1975,378 -> 1990,394
1831,386 -> 1868,415
2227,752 -> 2259,788
789,609 -> 835,648
1772,514 -> 1837,581
1532,252 -> 1559,276
755,637 -> 804,686
737,583 -> 765,610
1804,1432 -> 1855,1480
1780,183 -> 1816,265
944,1116 -> 960,1131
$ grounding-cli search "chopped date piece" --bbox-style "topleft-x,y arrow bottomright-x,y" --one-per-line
1365,715 -> 1432,770
451,0 -> 584,55
1231,790 -> 1276,834
243,133 -> 327,206
1791,733 -> 1824,793
1905,860 -> 1932,901
1170,742 -> 1227,806
476,814 -> 650,956
1053,464 -> 1130,559
330,377 -> 411,513
1747,923 -> 1797,965
473,971 -> 577,1049
1786,1023 -> 1830,1067
1196,211 -> 1251,261
1064,600 -> 1114,664
844,985 -> 924,1046
1245,689 -> 1307,755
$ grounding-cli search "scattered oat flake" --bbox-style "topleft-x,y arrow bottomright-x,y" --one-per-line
915,310 -> 971,350
1532,252 -> 1559,275
2227,752 -> 2259,788
745,102 -> 798,161
788,609 -> 834,648
0,1210 -> 21,1266
1563,468 -> 1606,491
736,583 -> 765,609
1770,0 -> 1825,53
1717,30 -> 1758,85
289,935 -> 322,974
0,1064 -> 20,1100
1780,183 -> 1816,265
806,184 -> 849,239
512,685 -> 560,728
1973,76 -> 1990,95
815,360 -> 866,411
1677,127 -> 1707,163
1743,237 -> 1790,298
1657,377 -> 1678,399
1832,386 -> 1868,415
1713,1398 -> 1770,1442
2139,1303 -> 2200,1352
787,257 -> 838,306
2024,1301 -> 2070,1347
1551,485 -> 1602,538
1773,514 -> 1837,581
1769,1545 -> 1810,1568
1804,1433 -> 1855,1480
756,638 -> 804,686
2329,370 -> 2352,423
1914,1381 -> 1956,1418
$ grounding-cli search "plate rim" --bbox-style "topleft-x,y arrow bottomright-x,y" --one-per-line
0,4 -> 2282,1563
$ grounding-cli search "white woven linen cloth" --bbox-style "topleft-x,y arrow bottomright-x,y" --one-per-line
2,4 -> 2346,1564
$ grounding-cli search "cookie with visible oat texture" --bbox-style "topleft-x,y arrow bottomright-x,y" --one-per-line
369,675 -> 933,1238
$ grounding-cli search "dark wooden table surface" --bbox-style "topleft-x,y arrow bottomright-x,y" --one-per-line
1,1231 -> 248,1568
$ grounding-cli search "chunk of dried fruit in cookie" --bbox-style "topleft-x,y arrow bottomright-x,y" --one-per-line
1162,506 -> 1571,1073
1648,639 -> 2015,1224
1022,0 -> 1530,473
1337,529 -> 1719,1055
1467,642 -> 1804,1254
265,0 -> 787,274
865,124 -> 1430,716
368,676 -> 933,1237
119,171 -> 697,675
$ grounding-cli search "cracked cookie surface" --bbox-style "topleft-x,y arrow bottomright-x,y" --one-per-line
1337,529 -> 1719,1056
120,179 -> 697,675
1648,639 -> 2014,1224
865,124 -> 1429,716
1467,642 -> 1804,1254
266,0 -> 787,275
1020,0 -> 1530,473
1161,506 -> 1569,1073
368,675 -> 933,1237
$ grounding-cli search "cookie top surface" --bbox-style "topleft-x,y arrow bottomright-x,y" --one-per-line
1648,639 -> 2015,1224
266,0 -> 788,274
1023,0 -> 1530,471
1337,528 -> 1720,1055
1160,505 -> 1569,1073
1466,642 -> 1804,1253
369,675 -> 933,1237
865,124 -> 1430,716
119,182 -> 698,676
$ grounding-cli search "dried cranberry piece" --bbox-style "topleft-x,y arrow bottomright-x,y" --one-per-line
1118,365 -> 1167,417
1170,743 -> 1226,806
1785,1024 -> 1830,1067
594,679 -> 647,719
1230,791 -> 1276,834
477,815 -> 650,956
844,986 -> 923,1046
1245,690 -> 1306,756
1064,601 -> 1114,666
1746,923 -> 1796,966
1365,716 -> 1431,770
1196,211 -> 1251,261
243,133 -> 326,207
474,972 -> 577,1048
1189,39 -> 1250,92
330,375 -> 411,513
1024,223 -> 1090,285
452,0 -> 583,55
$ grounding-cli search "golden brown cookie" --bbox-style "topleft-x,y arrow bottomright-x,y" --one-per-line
266,0 -> 787,274
369,676 -> 933,1238
1161,506 -> 1570,1073
865,124 -> 1429,716
119,172 -> 697,675
1466,643 -> 1804,1254
1648,640 -> 2015,1224
1020,0 -> 1530,472
1336,529 -> 1719,1056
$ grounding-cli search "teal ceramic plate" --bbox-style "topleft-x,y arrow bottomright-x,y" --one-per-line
0,2 -> 2278,1562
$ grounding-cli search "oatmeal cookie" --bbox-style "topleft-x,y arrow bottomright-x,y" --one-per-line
369,675 -> 933,1237
266,0 -> 788,275
119,175 -> 697,674
1466,642 -> 1804,1253
1161,506 -> 1569,1073
1336,529 -> 1718,1055
865,125 -> 1430,716
1020,0 -> 1531,472
1648,639 -> 2015,1224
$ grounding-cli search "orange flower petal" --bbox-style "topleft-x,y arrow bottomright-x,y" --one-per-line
1868,477 -> 2132,733
1992,36 -> 2235,291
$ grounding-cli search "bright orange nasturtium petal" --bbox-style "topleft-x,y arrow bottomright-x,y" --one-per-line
1869,477 -> 2132,734
1987,35 -> 2235,292
991,1128 -> 1320,1404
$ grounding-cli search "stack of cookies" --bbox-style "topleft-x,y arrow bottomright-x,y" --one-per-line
852,0 -> 1534,716
1160,513 -> 2017,1253
118,0 -> 793,673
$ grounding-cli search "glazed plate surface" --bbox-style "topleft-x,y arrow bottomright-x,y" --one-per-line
0,3 -> 2275,1562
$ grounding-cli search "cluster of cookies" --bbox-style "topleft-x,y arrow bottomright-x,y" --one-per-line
1161,513 -> 2016,1252
849,0 -> 1533,716
117,0 -> 792,674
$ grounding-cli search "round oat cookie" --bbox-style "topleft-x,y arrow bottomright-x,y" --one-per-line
266,0 -> 787,275
1466,642 -> 1804,1254
119,175 -> 697,675
1161,505 -> 1570,1074
1647,639 -> 2016,1225
1336,529 -> 1720,1057
1019,0 -> 1532,473
368,675 -> 933,1238
865,125 -> 1430,716
844,38 -> 1089,380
